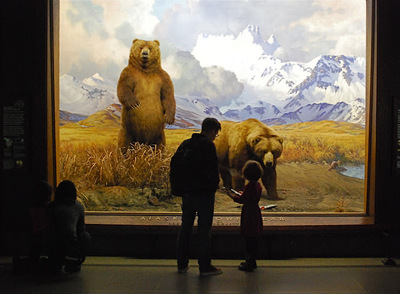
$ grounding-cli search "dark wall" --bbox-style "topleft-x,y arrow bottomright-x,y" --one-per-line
373,0 -> 400,226
1,0 -> 51,255
1,0 -> 399,258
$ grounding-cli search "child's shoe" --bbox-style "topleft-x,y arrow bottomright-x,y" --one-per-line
199,265 -> 223,276
178,265 -> 189,273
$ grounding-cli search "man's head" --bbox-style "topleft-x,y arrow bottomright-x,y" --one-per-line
201,118 -> 221,141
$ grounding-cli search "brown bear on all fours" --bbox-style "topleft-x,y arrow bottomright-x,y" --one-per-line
117,39 -> 176,152
214,118 -> 283,200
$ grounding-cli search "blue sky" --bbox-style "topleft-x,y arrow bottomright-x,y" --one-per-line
152,0 -> 186,19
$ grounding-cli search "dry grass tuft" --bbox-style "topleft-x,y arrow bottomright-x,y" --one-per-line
279,136 -> 364,164
60,142 -> 173,192
335,195 -> 349,212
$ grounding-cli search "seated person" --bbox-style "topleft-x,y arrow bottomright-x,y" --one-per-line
48,180 -> 90,273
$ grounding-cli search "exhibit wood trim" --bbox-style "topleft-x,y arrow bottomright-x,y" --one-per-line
85,213 -> 374,230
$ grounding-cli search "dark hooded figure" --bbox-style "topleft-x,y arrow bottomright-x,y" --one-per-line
48,180 -> 90,273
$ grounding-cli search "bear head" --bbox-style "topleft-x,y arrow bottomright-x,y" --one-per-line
249,134 -> 283,168
129,39 -> 161,70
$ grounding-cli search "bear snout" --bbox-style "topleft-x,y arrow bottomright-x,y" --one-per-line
263,152 -> 274,168
141,49 -> 150,59
265,161 -> 273,168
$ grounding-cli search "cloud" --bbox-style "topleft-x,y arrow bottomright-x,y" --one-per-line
163,50 -> 243,106
204,66 -> 244,107
60,0 -> 159,81
153,0 -> 318,52
154,0 -> 365,62
66,0 -> 108,38
60,0 -> 366,85
286,0 -> 366,59
93,0 -> 159,38
332,34 -> 366,58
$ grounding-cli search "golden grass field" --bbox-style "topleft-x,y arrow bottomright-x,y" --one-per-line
59,113 -> 365,213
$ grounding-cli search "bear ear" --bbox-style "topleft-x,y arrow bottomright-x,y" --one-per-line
132,39 -> 139,44
154,40 -> 160,46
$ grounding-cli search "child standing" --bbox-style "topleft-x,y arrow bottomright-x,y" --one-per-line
227,160 -> 263,272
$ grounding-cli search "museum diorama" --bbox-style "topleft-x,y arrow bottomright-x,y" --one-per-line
1,0 -> 399,259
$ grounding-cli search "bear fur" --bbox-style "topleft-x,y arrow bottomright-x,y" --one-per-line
117,39 -> 175,151
214,118 -> 283,200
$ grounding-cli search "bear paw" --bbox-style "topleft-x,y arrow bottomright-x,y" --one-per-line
164,113 -> 175,125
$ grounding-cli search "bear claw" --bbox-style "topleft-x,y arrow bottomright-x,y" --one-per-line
130,102 -> 141,110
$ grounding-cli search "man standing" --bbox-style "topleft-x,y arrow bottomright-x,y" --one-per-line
175,117 -> 222,276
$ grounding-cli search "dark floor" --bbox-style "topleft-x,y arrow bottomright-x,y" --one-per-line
1,257 -> 399,294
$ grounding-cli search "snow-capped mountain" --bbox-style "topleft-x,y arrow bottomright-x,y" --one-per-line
192,25 -> 365,126
281,55 -> 365,112
59,75 -> 226,128
221,53 -> 366,125
168,96 -> 226,129
223,101 -> 281,121
60,25 -> 366,127
82,73 -> 117,92
59,109 -> 88,126
263,101 -> 363,126
60,73 -> 118,115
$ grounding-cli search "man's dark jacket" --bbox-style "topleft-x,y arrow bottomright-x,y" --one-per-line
177,133 -> 220,195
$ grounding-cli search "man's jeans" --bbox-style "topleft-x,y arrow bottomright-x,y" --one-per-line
177,193 -> 215,271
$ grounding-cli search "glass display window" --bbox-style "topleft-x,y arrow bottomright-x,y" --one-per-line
54,0 -> 376,227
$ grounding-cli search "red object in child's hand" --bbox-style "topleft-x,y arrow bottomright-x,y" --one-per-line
260,204 -> 277,210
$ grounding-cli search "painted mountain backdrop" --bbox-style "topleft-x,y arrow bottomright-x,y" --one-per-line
60,25 -> 365,128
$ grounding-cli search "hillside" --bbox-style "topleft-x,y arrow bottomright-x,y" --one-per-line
272,120 -> 364,136
273,120 -> 365,145
60,104 -> 121,144
60,116 -> 364,154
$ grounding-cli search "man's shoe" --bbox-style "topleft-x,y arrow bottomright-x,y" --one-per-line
200,265 -> 222,276
238,262 -> 256,272
178,266 -> 189,273
240,261 -> 257,269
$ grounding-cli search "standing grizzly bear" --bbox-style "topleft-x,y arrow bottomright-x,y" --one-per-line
117,39 -> 175,152
214,118 -> 283,200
